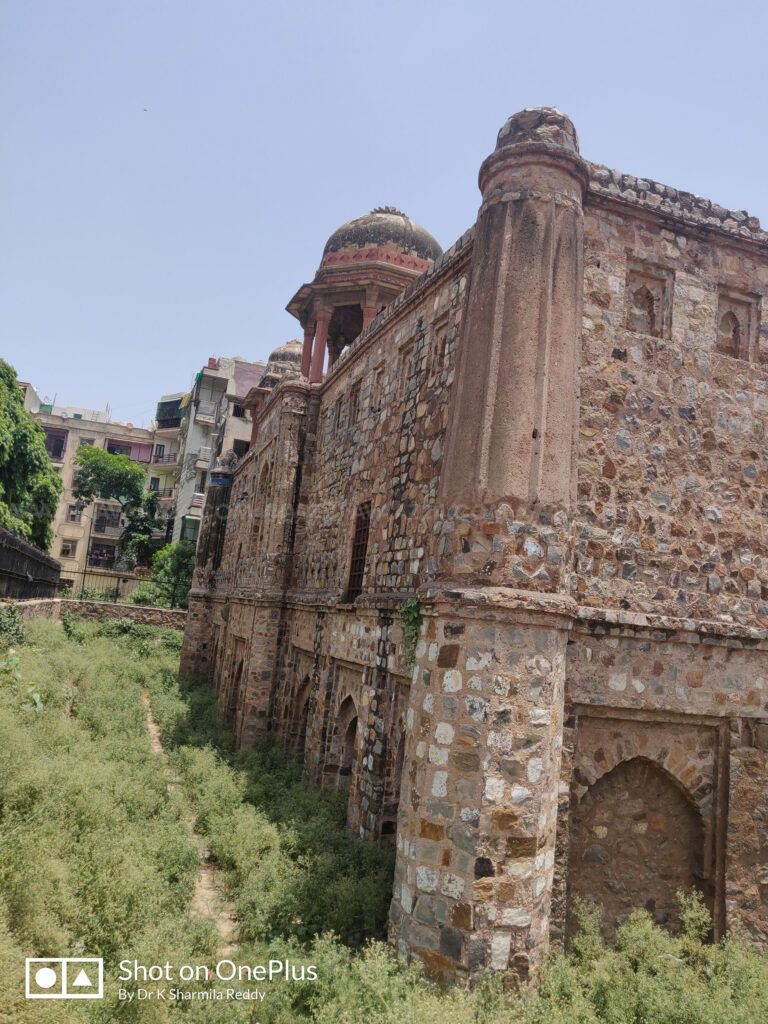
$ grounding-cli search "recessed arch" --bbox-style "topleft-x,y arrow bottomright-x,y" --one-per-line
335,694 -> 359,792
566,756 -> 710,943
717,309 -> 742,358
629,284 -> 658,337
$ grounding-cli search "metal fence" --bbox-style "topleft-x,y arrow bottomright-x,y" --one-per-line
0,527 -> 61,599
58,568 -> 191,608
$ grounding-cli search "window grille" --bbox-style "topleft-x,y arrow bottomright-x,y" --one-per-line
348,381 -> 361,425
346,502 -> 371,601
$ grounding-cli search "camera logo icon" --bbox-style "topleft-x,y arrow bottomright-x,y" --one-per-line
25,957 -> 104,999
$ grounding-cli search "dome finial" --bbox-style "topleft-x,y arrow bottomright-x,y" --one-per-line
370,205 -> 407,217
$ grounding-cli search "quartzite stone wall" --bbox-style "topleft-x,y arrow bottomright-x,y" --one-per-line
181,107 -> 768,981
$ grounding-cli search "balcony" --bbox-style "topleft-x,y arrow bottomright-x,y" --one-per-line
150,487 -> 175,500
194,401 -> 217,425
93,521 -> 122,537
88,550 -> 117,569
152,451 -> 179,465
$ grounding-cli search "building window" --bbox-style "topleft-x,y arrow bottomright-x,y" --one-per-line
67,504 -> 82,522
43,428 -> 67,459
348,380 -> 361,425
154,443 -> 166,459
94,507 -> 121,535
346,502 -> 371,601
181,516 -> 200,543
79,437 -> 95,447
232,404 -> 246,419
60,539 -> 78,558
233,439 -> 249,458
149,477 -> 160,492
106,440 -> 131,457
334,399 -> 343,433
89,543 -> 116,568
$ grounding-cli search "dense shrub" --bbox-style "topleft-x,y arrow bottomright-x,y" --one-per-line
0,618 -> 222,1022
0,603 -> 24,648
61,609 -> 87,644
144,672 -> 395,948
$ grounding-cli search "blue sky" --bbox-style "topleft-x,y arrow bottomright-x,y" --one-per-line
2,0 -> 766,425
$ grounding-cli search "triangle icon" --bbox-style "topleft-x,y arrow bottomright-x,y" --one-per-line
72,969 -> 92,987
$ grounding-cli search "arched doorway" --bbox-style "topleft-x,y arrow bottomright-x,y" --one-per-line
381,726 -> 405,841
227,656 -> 244,725
566,757 -> 708,942
292,676 -> 312,757
337,696 -> 358,791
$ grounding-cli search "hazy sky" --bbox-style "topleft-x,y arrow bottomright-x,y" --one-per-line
2,0 -> 766,425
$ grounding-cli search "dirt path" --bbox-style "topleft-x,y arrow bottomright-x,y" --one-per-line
141,692 -> 238,955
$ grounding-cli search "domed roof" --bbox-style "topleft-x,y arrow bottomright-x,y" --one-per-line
267,339 -> 302,364
259,339 -> 303,390
322,207 -> 442,262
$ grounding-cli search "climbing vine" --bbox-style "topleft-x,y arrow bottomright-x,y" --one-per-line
400,597 -> 423,670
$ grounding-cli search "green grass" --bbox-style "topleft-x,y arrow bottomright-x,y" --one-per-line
143,667 -> 395,949
3,616 -> 768,1023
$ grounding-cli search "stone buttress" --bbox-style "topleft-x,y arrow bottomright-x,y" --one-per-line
389,109 -> 587,982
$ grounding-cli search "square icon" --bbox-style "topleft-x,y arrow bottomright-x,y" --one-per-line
25,957 -> 104,999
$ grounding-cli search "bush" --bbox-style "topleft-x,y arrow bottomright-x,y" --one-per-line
130,579 -> 170,607
61,609 -> 87,644
0,618 -> 222,1022
143,672 -> 395,949
0,604 -> 24,648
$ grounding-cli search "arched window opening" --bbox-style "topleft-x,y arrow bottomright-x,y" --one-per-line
717,310 -> 742,358
346,502 -> 371,601
629,285 -> 658,337
328,304 -> 364,367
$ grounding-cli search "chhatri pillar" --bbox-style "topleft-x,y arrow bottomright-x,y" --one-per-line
390,109 -> 587,984
309,308 -> 331,384
300,321 -> 314,378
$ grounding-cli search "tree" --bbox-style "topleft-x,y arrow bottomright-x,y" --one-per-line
72,445 -> 146,508
0,361 -> 63,550
131,541 -> 196,608
73,445 -> 165,568
120,491 -> 164,567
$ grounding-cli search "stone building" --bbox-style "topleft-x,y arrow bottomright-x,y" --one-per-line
181,108 -> 768,982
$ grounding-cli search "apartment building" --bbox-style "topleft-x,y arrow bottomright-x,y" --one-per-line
149,391 -> 184,525
173,356 -> 264,545
21,383 -> 176,591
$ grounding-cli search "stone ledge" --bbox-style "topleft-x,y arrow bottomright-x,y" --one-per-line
10,597 -> 187,629
587,160 -> 768,248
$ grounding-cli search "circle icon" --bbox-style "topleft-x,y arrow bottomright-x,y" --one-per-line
34,967 -> 58,989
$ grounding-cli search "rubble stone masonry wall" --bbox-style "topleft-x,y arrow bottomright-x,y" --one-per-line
181,107 -> 768,981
